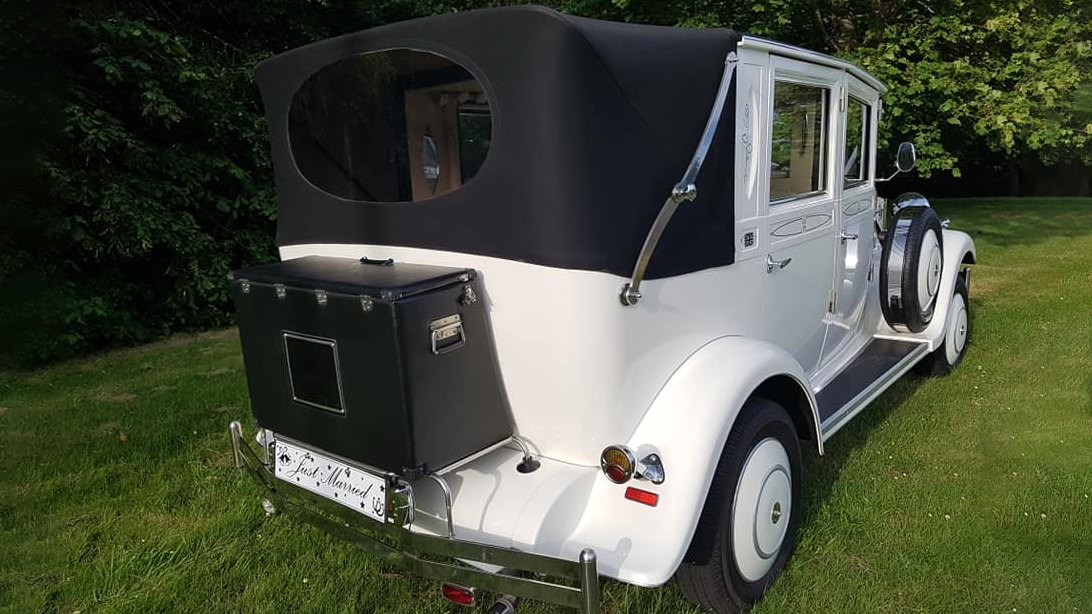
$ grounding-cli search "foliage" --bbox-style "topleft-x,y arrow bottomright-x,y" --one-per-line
1,2 -> 282,365
564,0 -> 1092,176
844,0 -> 1092,176
1,0 -> 1089,364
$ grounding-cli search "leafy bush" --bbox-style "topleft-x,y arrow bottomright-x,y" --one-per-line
1,6 -> 277,365
1,0 -> 1088,365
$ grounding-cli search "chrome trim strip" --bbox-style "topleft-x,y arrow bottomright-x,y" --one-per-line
738,36 -> 887,93
818,341 -> 929,441
228,424 -> 599,612
769,189 -> 829,207
432,437 -> 515,475
620,52 -> 739,306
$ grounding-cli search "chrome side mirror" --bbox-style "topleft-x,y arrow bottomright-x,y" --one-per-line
896,142 -> 917,173
878,142 -> 918,182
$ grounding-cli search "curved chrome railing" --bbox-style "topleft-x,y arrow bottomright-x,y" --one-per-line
619,51 -> 739,306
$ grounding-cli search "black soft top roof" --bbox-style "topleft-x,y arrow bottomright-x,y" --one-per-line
257,6 -> 742,278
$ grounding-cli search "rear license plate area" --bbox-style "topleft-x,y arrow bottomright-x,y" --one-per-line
273,438 -> 387,522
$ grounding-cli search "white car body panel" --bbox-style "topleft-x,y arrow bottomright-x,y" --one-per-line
274,41 -> 977,588
375,337 -> 815,586
560,336 -> 816,585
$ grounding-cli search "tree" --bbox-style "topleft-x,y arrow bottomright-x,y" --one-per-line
2,0 -> 1087,364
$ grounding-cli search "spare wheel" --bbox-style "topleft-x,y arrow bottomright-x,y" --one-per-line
879,200 -> 944,333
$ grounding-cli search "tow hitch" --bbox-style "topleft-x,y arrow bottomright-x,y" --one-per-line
484,595 -> 518,614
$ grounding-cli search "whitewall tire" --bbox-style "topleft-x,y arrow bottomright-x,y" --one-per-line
677,397 -> 802,613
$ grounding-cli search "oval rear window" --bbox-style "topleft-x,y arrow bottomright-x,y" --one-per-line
288,49 -> 492,202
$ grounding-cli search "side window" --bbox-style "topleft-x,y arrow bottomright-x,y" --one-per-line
769,81 -> 829,203
843,97 -> 870,187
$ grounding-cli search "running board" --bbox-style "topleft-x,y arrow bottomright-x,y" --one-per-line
817,338 -> 929,441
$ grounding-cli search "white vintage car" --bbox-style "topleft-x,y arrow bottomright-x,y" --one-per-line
227,6 -> 976,614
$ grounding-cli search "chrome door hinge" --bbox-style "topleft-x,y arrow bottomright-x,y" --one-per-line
829,289 -> 837,313
839,86 -> 846,112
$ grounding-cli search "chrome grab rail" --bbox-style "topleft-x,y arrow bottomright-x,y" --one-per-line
229,420 -> 244,468
619,51 -> 739,306
228,422 -> 600,613
427,473 -> 455,539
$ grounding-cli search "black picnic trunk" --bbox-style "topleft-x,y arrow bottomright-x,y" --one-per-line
230,256 -> 513,478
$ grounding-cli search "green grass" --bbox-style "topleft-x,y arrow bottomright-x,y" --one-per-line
2,197 -> 1091,614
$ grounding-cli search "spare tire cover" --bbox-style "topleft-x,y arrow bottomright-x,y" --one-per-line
880,204 -> 944,333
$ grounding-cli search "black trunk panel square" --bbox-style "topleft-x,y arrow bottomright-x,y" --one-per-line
284,333 -> 344,413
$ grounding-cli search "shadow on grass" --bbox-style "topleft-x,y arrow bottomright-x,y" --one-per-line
798,374 -> 923,526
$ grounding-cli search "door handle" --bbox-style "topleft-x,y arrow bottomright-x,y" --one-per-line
840,231 -> 858,243
766,254 -> 792,273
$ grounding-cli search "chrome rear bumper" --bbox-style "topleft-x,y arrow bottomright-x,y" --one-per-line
228,421 -> 600,613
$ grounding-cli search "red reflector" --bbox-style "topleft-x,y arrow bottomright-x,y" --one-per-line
604,464 -> 628,483
625,486 -> 659,507
441,583 -> 476,606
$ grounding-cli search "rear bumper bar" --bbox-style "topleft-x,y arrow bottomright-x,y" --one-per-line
228,421 -> 600,613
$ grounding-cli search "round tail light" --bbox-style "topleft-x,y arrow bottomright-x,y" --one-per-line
600,445 -> 636,484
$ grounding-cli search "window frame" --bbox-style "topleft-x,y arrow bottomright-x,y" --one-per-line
842,95 -> 871,190
843,74 -> 881,194
765,61 -> 840,208
285,47 -> 495,204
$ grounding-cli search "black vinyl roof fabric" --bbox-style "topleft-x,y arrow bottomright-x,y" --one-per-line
256,5 -> 743,278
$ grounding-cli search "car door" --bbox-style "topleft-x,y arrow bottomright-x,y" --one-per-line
821,76 -> 880,362
759,57 -> 841,377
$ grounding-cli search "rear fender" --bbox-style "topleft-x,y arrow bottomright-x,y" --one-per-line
555,336 -> 817,586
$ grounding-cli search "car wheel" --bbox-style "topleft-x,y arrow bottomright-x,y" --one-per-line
880,205 -> 944,333
677,397 -> 802,614
915,276 -> 970,376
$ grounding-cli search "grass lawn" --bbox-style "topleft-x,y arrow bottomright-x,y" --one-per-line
1,197 -> 1091,614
